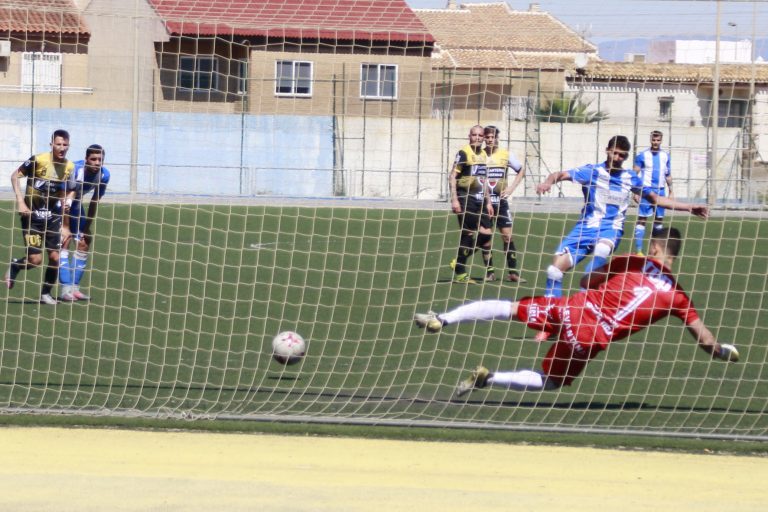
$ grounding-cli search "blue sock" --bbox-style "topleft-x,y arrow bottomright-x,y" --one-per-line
59,250 -> 73,286
634,225 -> 645,252
583,255 -> 608,276
544,278 -> 562,298
74,251 -> 88,285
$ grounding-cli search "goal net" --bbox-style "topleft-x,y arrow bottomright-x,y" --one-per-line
0,0 -> 766,440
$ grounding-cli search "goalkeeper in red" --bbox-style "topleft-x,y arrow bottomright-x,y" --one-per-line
414,227 -> 739,396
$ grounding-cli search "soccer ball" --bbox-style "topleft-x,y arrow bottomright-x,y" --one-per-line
271,331 -> 306,365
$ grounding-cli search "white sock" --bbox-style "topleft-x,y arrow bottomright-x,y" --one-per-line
489,369 -> 550,391
440,300 -> 513,325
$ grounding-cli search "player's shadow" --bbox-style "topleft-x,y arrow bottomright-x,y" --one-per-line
5,381 -> 761,416
435,275 -> 483,284
249,388 -> 761,415
457,398 -> 651,411
267,374 -> 301,382
455,397 -> 752,414
6,298 -> 53,305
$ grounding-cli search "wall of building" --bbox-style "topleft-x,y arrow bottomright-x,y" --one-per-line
244,51 -> 434,118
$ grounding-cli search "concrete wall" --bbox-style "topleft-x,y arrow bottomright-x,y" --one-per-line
0,106 -> 752,203
0,108 -> 334,197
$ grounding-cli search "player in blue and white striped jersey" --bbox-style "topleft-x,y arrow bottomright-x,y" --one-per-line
536,135 -> 706,301
633,130 -> 673,255
60,144 -> 110,302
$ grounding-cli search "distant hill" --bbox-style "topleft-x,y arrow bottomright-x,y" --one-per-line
597,38 -> 768,62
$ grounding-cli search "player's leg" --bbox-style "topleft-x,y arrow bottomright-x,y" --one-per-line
545,238 -> 578,298
58,244 -> 74,299
634,201 -> 653,255
414,299 -> 517,333
453,198 -> 482,283
455,364 -> 557,397
6,215 -> 43,289
477,214 -> 495,281
652,207 -> 666,235
40,218 -> 63,304
496,202 -> 525,283
455,298 -> 566,394
59,207 -> 82,300
484,368 -> 559,392
539,339 -> 602,389
581,236 -> 616,282
40,250 -> 60,305
72,234 -> 91,300
545,226 -> 590,298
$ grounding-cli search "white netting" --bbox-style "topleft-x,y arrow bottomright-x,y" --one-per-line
0,0 -> 765,439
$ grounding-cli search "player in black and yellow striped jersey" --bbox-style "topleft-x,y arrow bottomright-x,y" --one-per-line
479,126 -> 526,283
6,129 -> 76,304
448,125 -> 494,283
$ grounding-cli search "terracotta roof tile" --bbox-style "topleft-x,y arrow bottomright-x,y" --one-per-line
582,61 -> 768,83
146,0 -> 433,43
432,47 -> 584,70
0,0 -> 88,35
414,3 -> 595,53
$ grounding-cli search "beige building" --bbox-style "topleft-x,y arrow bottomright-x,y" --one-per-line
1,0 -> 435,117
414,2 -> 598,121
0,0 -> 91,109
147,0 -> 435,117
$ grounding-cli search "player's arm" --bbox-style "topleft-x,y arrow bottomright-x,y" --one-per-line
644,190 -> 708,219
58,185 -> 73,245
501,158 -> 525,199
84,169 -> 109,234
83,194 -> 101,234
665,158 -> 674,199
685,318 -> 739,362
448,154 -> 463,214
536,170 -> 571,195
10,164 -> 31,215
632,153 -> 643,174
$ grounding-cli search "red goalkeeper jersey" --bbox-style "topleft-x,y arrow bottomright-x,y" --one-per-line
563,255 -> 700,348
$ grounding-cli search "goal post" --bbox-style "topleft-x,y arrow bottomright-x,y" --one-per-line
0,1 -> 766,440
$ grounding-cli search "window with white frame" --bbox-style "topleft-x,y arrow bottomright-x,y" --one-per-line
236,59 -> 248,95
21,52 -> 62,92
178,55 -> 218,91
275,60 -> 312,96
360,63 -> 397,99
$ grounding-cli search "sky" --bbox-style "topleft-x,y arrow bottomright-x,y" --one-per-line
405,1 -> 768,42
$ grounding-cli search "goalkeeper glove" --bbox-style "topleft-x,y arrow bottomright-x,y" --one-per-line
715,343 -> 740,362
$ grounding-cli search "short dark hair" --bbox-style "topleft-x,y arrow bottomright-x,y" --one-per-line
651,226 -> 682,256
86,144 -> 104,158
52,129 -> 70,141
651,130 -> 663,138
606,135 -> 630,152
484,125 -> 500,137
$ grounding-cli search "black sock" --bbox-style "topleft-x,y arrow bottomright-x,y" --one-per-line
505,240 -> 518,270
455,232 -> 476,274
42,266 -> 58,294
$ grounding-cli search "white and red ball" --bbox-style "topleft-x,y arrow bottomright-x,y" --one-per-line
271,331 -> 306,365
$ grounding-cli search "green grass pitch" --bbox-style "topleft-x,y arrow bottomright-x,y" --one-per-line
1,201 -> 766,437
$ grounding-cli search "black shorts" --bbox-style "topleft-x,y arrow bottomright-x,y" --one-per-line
455,195 -> 484,231
482,199 -> 513,230
20,211 -> 62,254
